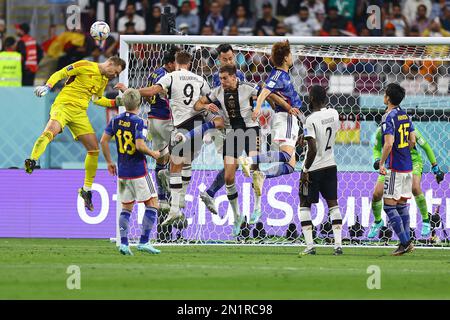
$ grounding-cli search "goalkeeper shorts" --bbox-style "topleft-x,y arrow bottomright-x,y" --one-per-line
50,103 -> 95,140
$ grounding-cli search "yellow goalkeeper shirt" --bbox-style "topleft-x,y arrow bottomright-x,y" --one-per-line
46,60 -> 116,110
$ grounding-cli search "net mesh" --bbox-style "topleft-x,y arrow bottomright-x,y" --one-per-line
120,39 -> 450,247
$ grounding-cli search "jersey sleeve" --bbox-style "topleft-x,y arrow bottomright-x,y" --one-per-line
200,78 -> 211,95
372,127 -> 382,161
303,117 -> 316,139
382,114 -> 395,136
206,87 -> 218,102
156,73 -> 172,91
135,119 -> 148,141
212,73 -> 220,87
92,82 -> 116,107
264,72 -> 284,93
415,129 -> 437,164
104,118 -> 114,136
46,60 -> 90,88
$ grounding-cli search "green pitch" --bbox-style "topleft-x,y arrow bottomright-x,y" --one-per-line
0,238 -> 449,299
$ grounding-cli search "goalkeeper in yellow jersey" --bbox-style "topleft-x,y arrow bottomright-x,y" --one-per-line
25,56 -> 126,211
369,126 -> 445,238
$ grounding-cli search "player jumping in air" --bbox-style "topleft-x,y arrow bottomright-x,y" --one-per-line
379,83 -> 416,256
100,89 -> 161,255
26,57 -> 126,211
240,40 -> 303,192
369,126 -> 445,238
299,85 -> 343,256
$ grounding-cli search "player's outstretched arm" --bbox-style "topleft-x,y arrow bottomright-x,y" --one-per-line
138,85 -> 164,97
100,132 -> 117,176
266,93 -> 301,117
34,62 -> 80,97
194,96 -> 219,112
252,88 -> 271,121
136,139 -> 160,159
415,129 -> 438,165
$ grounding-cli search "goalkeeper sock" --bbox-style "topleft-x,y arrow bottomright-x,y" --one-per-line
372,199 -> 383,223
169,173 -> 182,212
83,150 -> 99,191
330,206 -> 343,248
299,207 -> 314,248
415,193 -> 429,222
252,151 -> 291,164
264,163 -> 294,179
119,210 -> 131,245
155,162 -> 168,201
206,169 -> 225,197
384,205 -> 409,245
30,131 -> 54,160
397,203 -> 411,241
254,191 -> 261,212
186,121 -> 216,140
140,207 -> 157,244
226,183 -> 241,221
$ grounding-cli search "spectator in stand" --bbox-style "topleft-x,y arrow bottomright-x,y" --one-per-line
179,23 -> 190,34
201,24 -> 215,35
327,0 -> 356,20
301,0 -> 326,23
15,23 -> 43,86
251,0 -> 278,20
227,4 -> 255,35
384,21 -> 397,36
205,1 -> 226,35
0,19 -> 5,51
321,6 -> 356,36
154,22 -> 162,34
254,2 -> 279,36
228,24 -> 240,35
118,3 -> 146,34
274,22 -> 288,36
430,0 -> 449,20
354,0 -> 383,36
124,21 -> 138,34
118,0 -> 144,16
278,0 -> 302,17
175,0 -> 200,15
3,36 -> 17,51
85,46 -> 107,63
147,5 -> 162,34
176,1 -> 200,35
409,25 -> 421,36
441,6 -> 450,31
153,0 -> 178,14
403,0 -> 432,25
284,6 -> 321,36
387,3 -> 410,36
411,4 -> 431,34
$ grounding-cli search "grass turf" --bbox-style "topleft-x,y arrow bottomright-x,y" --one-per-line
0,238 -> 449,299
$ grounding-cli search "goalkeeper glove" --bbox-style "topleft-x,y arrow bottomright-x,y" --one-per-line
373,159 -> 380,171
432,164 -> 445,184
115,96 -> 124,106
34,85 -> 51,97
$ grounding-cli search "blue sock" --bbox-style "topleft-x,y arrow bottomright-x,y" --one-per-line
186,121 -> 216,140
397,203 -> 411,242
139,207 -> 157,244
384,205 -> 409,245
252,151 -> 291,164
119,210 -> 131,245
206,169 -> 225,197
155,163 -> 168,201
264,163 -> 295,179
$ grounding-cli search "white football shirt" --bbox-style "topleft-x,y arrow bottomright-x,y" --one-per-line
303,107 -> 340,172
156,68 -> 210,127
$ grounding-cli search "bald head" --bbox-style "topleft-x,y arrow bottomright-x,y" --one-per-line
123,88 -> 141,111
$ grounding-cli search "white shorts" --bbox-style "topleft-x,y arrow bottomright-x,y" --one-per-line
119,174 -> 158,204
148,118 -> 173,153
271,112 -> 299,148
383,170 -> 413,200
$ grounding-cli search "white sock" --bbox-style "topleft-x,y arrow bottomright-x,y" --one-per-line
169,174 -> 182,213
300,207 -> 314,248
330,206 -> 343,248
254,193 -> 261,212
83,185 -> 92,191
226,184 -> 241,221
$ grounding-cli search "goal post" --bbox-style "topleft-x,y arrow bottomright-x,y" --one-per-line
117,35 -> 450,248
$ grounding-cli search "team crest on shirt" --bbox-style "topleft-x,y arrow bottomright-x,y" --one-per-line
267,81 -> 276,88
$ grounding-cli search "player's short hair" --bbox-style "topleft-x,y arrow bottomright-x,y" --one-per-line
123,88 -> 141,111
271,40 -> 291,68
385,83 -> 405,106
107,56 -> 127,71
216,44 -> 234,55
309,85 -> 327,106
175,51 -> 192,65
163,46 -> 180,64
219,64 -> 236,76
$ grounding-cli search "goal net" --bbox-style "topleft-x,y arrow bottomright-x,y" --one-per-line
117,35 -> 450,247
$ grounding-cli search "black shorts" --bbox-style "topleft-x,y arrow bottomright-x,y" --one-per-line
223,126 -> 260,159
300,166 -> 338,204
172,114 -> 205,159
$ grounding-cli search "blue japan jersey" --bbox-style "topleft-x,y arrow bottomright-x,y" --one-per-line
212,69 -> 245,87
264,68 -> 302,113
147,67 -> 171,120
381,107 -> 415,172
105,112 -> 148,179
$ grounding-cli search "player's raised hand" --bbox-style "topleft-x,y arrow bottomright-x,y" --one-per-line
107,162 -> 117,176
289,108 -> 301,117
114,83 -> 128,93
34,85 -> 50,97
150,150 -> 160,160
205,103 -> 219,113
379,164 -> 387,176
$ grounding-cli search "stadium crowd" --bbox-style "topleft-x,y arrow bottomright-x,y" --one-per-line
0,0 -> 449,90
